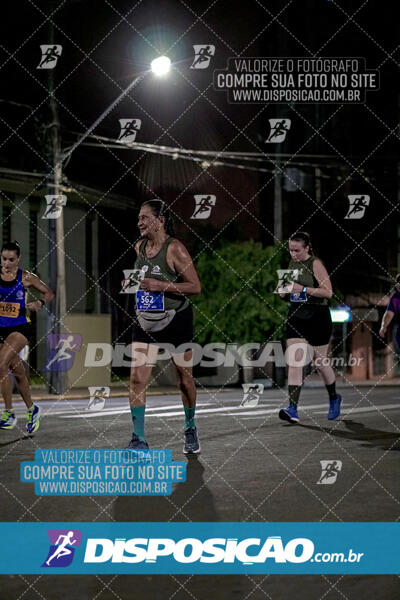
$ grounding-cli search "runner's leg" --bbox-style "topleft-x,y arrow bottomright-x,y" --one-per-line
287,337 -> 308,406
313,344 -> 341,419
0,343 -> 13,411
0,333 -> 30,429
172,350 -> 200,453
173,349 -> 196,421
279,337 -> 309,423
129,342 -> 157,443
10,354 -> 33,409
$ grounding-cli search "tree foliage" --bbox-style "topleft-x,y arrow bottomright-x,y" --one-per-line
192,241 -> 288,345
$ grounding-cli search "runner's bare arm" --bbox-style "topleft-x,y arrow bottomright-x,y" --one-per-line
140,240 -> 201,295
379,309 -> 395,338
22,271 -> 54,310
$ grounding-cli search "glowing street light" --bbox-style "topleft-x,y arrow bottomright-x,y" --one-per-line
330,305 -> 351,323
151,55 -> 171,76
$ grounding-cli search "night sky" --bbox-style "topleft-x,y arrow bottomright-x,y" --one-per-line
1,0 -> 399,293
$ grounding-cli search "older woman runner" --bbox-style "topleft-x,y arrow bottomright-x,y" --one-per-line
279,232 -> 342,423
126,200 -> 201,453
0,241 -> 54,433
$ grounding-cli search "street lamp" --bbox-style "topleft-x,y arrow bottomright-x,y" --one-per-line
150,55 -> 171,77
50,57 -> 171,393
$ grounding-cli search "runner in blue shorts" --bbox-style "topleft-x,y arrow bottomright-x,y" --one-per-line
0,241 -> 54,433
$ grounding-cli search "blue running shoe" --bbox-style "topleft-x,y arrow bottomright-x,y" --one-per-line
127,432 -> 149,450
183,427 -> 201,454
26,405 -> 40,434
0,409 -> 17,430
279,403 -> 299,424
328,394 -> 342,420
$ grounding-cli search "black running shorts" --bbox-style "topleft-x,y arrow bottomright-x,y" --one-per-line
285,304 -> 332,346
0,323 -> 32,345
132,304 -> 194,349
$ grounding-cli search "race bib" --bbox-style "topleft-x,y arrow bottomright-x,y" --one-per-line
135,291 -> 165,311
0,302 -> 20,318
290,291 -> 307,303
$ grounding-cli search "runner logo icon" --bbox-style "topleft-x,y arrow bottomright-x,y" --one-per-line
42,195 -> 67,220
120,269 -> 145,294
190,45 -> 215,69
344,195 -> 370,219
317,460 -> 342,485
266,119 -> 291,143
42,334 -> 82,372
87,386 -> 110,411
275,269 -> 300,294
117,119 -> 142,144
241,383 -> 264,407
37,45 -> 62,69
42,529 -> 82,567
191,195 -> 216,219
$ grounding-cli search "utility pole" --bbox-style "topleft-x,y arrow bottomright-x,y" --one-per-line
46,16 -> 66,394
274,168 -> 282,242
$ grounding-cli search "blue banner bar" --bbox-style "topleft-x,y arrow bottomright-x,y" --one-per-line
0,522 -> 399,574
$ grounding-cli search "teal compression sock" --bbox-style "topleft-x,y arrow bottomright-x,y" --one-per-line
184,406 -> 196,430
130,405 -> 146,441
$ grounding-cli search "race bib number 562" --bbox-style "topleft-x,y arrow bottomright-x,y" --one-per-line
135,291 -> 165,311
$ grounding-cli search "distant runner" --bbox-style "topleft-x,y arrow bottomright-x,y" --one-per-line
379,274 -> 400,353
278,232 -> 342,424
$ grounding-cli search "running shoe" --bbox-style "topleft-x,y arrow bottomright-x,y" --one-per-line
328,394 -> 342,420
183,427 -> 201,454
127,432 -> 149,450
26,405 -> 40,434
0,409 -> 17,430
279,403 -> 299,424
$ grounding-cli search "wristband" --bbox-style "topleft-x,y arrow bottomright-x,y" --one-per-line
302,286 -> 307,293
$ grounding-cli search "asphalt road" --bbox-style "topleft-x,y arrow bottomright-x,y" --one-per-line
1,385 -> 399,599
